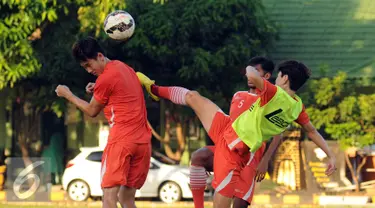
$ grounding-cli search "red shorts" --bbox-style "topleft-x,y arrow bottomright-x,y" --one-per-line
205,143 -> 266,204
207,111 -> 251,198
235,143 -> 266,204
101,142 -> 151,189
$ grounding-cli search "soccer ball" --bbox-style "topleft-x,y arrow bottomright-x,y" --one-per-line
104,10 -> 135,40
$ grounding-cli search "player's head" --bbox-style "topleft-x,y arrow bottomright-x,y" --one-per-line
72,37 -> 107,76
275,60 -> 311,92
247,56 -> 274,88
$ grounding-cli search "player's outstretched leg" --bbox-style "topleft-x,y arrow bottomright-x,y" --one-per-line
136,72 -> 160,101
190,146 -> 215,208
137,72 -> 221,133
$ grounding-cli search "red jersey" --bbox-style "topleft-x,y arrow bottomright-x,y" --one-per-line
229,91 -> 258,120
94,60 -> 151,144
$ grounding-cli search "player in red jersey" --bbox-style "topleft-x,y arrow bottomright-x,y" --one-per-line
189,57 -> 285,208
137,59 -> 336,208
55,37 -> 151,208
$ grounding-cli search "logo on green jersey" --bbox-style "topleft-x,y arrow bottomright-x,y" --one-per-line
265,109 -> 290,128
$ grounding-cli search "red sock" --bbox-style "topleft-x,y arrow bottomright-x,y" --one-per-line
151,85 -> 189,105
190,165 -> 207,208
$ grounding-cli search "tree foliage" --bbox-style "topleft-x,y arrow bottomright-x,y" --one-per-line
0,0 -> 66,89
2,0 -> 277,113
302,71 -> 375,192
303,71 -> 375,150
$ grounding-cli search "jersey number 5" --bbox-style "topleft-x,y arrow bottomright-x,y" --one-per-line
238,100 -> 244,108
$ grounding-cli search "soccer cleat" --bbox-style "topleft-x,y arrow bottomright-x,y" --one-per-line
136,72 -> 160,101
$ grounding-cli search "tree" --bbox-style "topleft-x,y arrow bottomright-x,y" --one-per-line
1,0 -> 92,163
0,0 -> 69,171
302,71 -> 375,192
0,0 -> 64,89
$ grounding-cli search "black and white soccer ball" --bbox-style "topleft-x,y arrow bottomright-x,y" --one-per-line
104,10 -> 135,40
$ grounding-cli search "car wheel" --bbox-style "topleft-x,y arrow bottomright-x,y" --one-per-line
67,180 -> 91,202
158,181 -> 182,203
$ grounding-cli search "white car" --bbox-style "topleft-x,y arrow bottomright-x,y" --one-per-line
62,147 -> 213,203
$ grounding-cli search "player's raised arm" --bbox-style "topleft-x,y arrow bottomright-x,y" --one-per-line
55,85 -> 104,117
295,106 -> 336,176
301,121 -> 336,176
255,134 -> 283,182
245,65 -> 265,91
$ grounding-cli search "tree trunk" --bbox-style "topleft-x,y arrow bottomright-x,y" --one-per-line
355,155 -> 367,191
19,140 -> 33,174
148,109 -> 186,162
0,90 -> 7,150
344,152 -> 360,192
13,101 -> 41,189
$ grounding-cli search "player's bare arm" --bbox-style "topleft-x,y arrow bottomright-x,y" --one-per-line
245,65 -> 264,91
301,121 -> 336,176
255,135 -> 283,182
55,85 -> 104,117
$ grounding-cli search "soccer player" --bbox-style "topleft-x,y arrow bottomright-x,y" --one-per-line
55,37 -> 151,208
137,60 -> 336,208
189,57 -> 284,208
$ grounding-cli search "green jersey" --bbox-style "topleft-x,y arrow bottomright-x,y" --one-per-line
231,80 -> 304,152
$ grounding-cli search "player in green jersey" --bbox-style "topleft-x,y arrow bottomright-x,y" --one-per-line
137,60 -> 336,208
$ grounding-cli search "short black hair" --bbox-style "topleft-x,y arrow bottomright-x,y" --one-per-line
277,60 -> 311,91
248,56 -> 275,76
72,37 -> 105,62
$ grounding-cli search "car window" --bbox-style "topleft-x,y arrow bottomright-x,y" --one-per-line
86,151 -> 103,162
